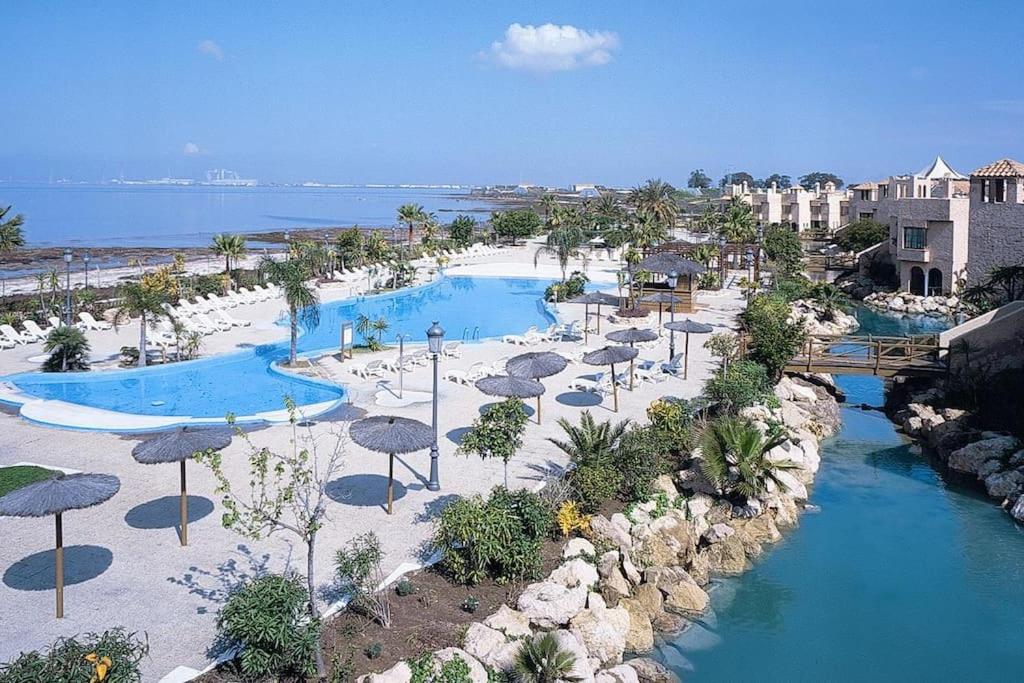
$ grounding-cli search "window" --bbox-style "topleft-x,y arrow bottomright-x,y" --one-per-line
903,226 -> 926,250
880,185 -> 889,198
859,189 -> 872,201
995,178 -> 1006,203
859,212 -> 874,220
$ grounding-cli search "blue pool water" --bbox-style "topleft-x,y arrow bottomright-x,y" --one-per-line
655,307 -> 1024,680
5,276 -> 560,419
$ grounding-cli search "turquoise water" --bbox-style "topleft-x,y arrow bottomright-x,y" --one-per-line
656,307 -> 1024,681
5,276 -> 558,419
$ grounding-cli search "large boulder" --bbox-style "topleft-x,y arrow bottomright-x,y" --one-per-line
651,474 -> 678,498
362,661 -> 412,683
742,515 -> 782,544
984,469 -> 1024,500
617,598 -> 655,653
550,558 -> 601,589
484,604 -> 532,638
550,629 -> 596,682
591,514 -> 632,550
597,664 -> 641,683
517,581 -> 589,628
662,575 -> 710,615
462,624 -> 519,672
564,537 -> 597,560
949,436 -> 1020,475
434,648 -> 488,683
570,605 -> 631,666
703,534 -> 747,573
625,657 -> 678,683
768,469 -> 809,501
1011,495 -> 1024,523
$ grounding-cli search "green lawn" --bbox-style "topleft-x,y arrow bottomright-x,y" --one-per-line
0,465 -> 57,498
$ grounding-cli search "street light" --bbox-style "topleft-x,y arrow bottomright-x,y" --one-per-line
666,270 -> 678,360
62,249 -> 73,325
426,320 -> 445,491
395,333 -> 408,399
745,247 -> 755,301
82,252 -> 91,289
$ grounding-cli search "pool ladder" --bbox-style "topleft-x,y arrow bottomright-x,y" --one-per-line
461,326 -> 480,342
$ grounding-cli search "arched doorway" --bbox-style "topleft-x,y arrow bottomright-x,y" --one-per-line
909,266 -> 925,295
927,268 -> 943,296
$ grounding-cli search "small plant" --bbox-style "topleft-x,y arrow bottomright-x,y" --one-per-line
457,398 -> 529,487
0,629 -> 148,683
439,656 -> 472,683
514,633 -> 576,683
461,596 -> 480,613
704,359 -> 776,414
650,491 -> 671,519
700,416 -> 797,500
329,649 -> 356,683
364,643 -> 383,660
568,462 -> 621,513
703,332 -> 739,370
555,501 -> 591,537
335,532 -> 392,628
395,578 -> 416,597
409,652 -> 435,683
646,397 -> 699,455
118,346 -> 140,367
42,326 -> 91,372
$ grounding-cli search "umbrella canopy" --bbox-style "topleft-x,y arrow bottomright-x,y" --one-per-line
474,375 -> 545,399
606,328 -> 658,344
582,345 -> 639,366
568,291 -> 621,306
506,351 -> 568,379
640,292 -> 683,305
0,473 -> 119,518
665,319 -> 714,334
637,253 -> 706,276
132,426 -> 233,465
350,415 -> 433,455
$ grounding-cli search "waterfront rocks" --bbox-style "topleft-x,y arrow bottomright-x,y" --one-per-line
597,664 -> 640,683
864,291 -> 959,318
1011,495 -> 1024,523
462,624 -> 519,672
517,581 -> 589,628
570,604 -> 630,666
984,469 -> 1024,500
948,436 -> 1020,475
619,598 -> 655,652
789,299 -> 860,335
625,658 -> 678,683
483,605 -> 532,638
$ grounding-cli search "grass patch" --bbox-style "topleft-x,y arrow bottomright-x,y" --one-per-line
0,465 -> 57,498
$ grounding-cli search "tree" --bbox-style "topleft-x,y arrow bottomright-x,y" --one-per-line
112,281 -> 168,367
397,203 -> 427,247
721,171 -> 754,188
687,169 -> 712,189
515,633 -> 577,683
0,205 -> 26,254
336,228 -> 365,266
836,219 -> 887,252
629,179 -> 678,229
593,194 -> 624,230
211,233 -> 246,280
534,224 -> 584,282
721,197 -> 756,243
741,292 -> 806,380
260,256 -> 320,365
539,193 -> 558,223
334,532 -> 392,628
700,416 -> 795,499
491,209 -> 542,245
964,264 -> 1024,313
548,411 -> 629,465
799,171 -> 843,189
630,210 -> 669,252
457,397 -> 529,487
42,326 -> 90,372
196,401 -> 348,678
762,223 -> 803,277
762,173 -> 792,189
448,215 -> 476,246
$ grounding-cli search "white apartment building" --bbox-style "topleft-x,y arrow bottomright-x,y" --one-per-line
722,182 -> 849,232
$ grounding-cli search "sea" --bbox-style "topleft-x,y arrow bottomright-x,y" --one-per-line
0,183 -> 495,248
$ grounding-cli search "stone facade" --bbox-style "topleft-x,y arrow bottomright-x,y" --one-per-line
966,161 -> 1024,284
723,182 -> 849,232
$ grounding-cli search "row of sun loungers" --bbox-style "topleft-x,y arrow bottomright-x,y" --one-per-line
0,314 -> 112,349
348,341 -> 463,379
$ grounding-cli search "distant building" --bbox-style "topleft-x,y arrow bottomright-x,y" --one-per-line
572,183 -> 601,198
721,182 -> 849,232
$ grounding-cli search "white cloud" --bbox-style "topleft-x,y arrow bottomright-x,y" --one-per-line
483,23 -> 619,72
183,142 -> 204,156
197,39 -> 224,61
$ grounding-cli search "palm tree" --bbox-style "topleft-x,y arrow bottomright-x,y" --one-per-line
397,203 -> 426,248
260,256 -> 320,365
211,234 -> 247,282
721,198 -> 756,243
534,224 -> 584,281
629,179 -> 678,230
113,282 -> 168,367
630,210 -> 669,253
0,206 -> 26,254
700,416 -> 795,499
539,193 -> 558,223
548,411 -> 630,465
810,283 -> 847,321
42,326 -> 90,372
514,633 -> 576,683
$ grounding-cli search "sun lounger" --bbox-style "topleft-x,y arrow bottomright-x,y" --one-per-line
196,313 -> 231,332
661,354 -> 685,376
181,317 -> 214,336
0,336 -> 16,349
48,316 -> 66,330
77,312 -> 112,331
216,309 -> 251,327
0,324 -> 34,345
208,293 -> 235,309
350,360 -> 386,379
569,372 -> 613,395
22,320 -> 53,342
442,341 -> 462,358
443,369 -> 469,384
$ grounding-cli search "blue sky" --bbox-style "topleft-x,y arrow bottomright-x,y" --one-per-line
2,1 -> 1023,187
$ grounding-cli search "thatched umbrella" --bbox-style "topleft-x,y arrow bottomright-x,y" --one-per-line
637,253 -> 706,276
582,345 -> 639,412
349,416 -> 433,514
475,373 -> 546,427
606,327 -> 659,390
665,319 -> 714,379
506,351 -> 568,424
132,426 -> 232,546
568,291 -> 621,339
0,473 -> 120,618
640,291 -> 683,325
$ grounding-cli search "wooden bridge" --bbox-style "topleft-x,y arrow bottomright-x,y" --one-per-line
783,334 -> 947,376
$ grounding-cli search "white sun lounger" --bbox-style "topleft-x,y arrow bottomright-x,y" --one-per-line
350,360 -> 386,379
22,320 -> 54,342
0,324 -> 34,345
442,341 -> 462,358
77,312 -> 112,331
196,313 -> 232,332
215,309 -> 251,327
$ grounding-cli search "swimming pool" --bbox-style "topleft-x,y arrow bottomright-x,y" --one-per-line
2,276 -> 563,424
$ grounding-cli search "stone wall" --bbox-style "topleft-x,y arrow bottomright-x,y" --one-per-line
966,180 -> 1024,285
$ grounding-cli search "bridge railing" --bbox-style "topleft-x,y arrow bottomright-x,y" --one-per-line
792,333 -> 944,374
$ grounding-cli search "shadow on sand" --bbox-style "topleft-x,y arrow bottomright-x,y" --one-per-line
124,495 -> 214,529
4,545 -> 113,591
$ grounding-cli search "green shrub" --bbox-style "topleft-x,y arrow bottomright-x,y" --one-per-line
762,223 -> 803,277
700,416 -> 795,499
646,398 -> 699,455
615,425 -> 672,502
42,326 -> 91,372
514,633 -> 576,683
771,275 -> 814,303
217,574 -> 319,680
457,397 -> 530,487
395,578 -> 415,597
335,532 -> 392,627
434,487 -> 552,584
704,359 -> 775,413
0,629 -> 147,683
544,271 -> 589,302
741,293 -> 805,380
836,219 -> 887,252
569,462 -> 622,513
364,643 -> 383,660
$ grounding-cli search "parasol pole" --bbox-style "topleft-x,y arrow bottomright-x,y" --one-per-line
584,303 -> 590,343
180,459 -> 189,546
387,453 -> 395,515
611,362 -> 619,412
629,342 -> 635,390
536,396 -> 542,425
684,331 -> 691,380
596,303 -> 602,333
55,513 -> 64,618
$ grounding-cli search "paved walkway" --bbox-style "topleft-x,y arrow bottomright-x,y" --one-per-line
0,244 -> 746,680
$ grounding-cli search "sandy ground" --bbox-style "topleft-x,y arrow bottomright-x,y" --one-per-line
0,242 -> 746,681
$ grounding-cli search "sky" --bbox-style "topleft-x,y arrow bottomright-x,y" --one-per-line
2,1 -> 1024,188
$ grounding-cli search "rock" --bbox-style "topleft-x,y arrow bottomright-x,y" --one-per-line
625,657 -> 678,683
517,581 -> 589,628
643,565 -> 687,592
631,582 -> 664,617
949,436 -> 1020,475
788,381 -> 818,404
651,611 -> 688,633
550,630 -> 595,682
704,534 -> 747,573
550,558 -> 601,589
434,648 -> 488,683
686,493 -> 713,518
651,474 -> 678,498
363,661 -> 412,683
621,552 -> 642,585
705,501 -> 734,524
663,580 -> 710,615
769,469 -> 809,501
705,523 -> 735,542
676,466 -> 720,496
977,459 -> 1004,479
687,551 -> 711,586
743,515 -> 782,544
564,537 -> 597,560
484,604 -> 532,638
1010,450 -> 1024,468
569,606 -> 630,663
610,513 -> 632,533
984,469 -> 1024,499
799,439 -> 821,472
463,624 -> 519,672
779,401 -> 810,430
618,598 -> 655,653
1011,495 -> 1024,523
904,416 -> 924,436
591,515 -> 632,550
600,568 -> 631,604
597,664 -> 641,683
647,513 -> 696,563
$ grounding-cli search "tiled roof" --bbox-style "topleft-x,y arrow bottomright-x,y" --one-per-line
849,182 -> 878,190
971,158 -> 1024,178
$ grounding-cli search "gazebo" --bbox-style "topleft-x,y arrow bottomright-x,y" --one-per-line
632,254 -> 705,314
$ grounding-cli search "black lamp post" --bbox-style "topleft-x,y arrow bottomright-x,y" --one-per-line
426,320 -> 445,491
62,249 -> 73,325
718,233 -> 728,287
667,271 -> 678,360
82,252 -> 91,289
745,247 -> 755,301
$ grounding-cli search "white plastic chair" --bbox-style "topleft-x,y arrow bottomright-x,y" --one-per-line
77,312 -> 112,330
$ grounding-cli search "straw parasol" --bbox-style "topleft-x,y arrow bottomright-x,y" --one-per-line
665,319 -> 714,379
606,327 -> 659,390
349,416 -> 433,514
132,426 -> 233,546
640,291 -> 683,325
474,374 -> 546,426
637,253 -> 706,276
568,291 -> 621,339
582,345 -> 639,412
0,472 -> 120,618
506,351 -> 568,424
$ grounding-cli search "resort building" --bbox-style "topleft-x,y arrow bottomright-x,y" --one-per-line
722,182 -> 850,232
966,159 -> 1024,284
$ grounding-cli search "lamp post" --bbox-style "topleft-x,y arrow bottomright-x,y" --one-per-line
426,320 -> 445,491
82,252 -> 91,289
718,233 -> 728,288
667,271 -> 678,361
395,333 -> 408,399
62,249 -> 73,325
745,247 -> 755,302
284,230 -> 291,260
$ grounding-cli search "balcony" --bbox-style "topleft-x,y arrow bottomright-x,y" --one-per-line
897,247 -> 930,263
